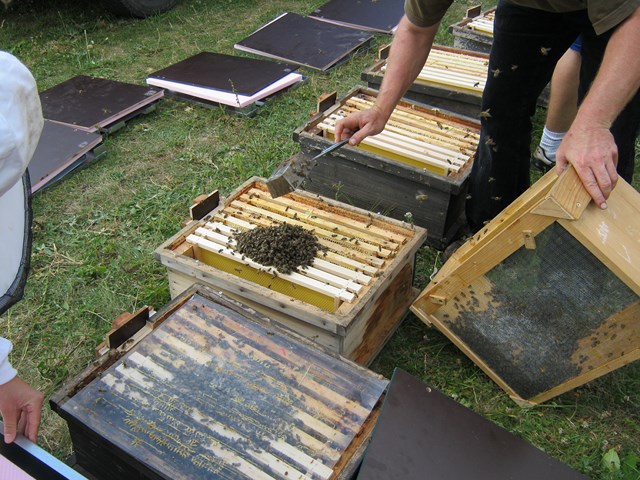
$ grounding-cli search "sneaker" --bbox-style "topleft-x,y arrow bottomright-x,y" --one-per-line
531,146 -> 555,172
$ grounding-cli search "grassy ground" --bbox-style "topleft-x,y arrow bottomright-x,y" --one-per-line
1,0 -> 638,478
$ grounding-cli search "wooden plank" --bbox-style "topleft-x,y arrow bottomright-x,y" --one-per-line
193,227 -> 364,295
215,210 -> 386,270
247,188 -> 409,244
559,179 -> 640,297
201,221 -> 373,284
318,121 -> 455,174
532,165 -> 592,220
350,94 -> 479,134
323,114 -> 470,164
228,200 -> 393,258
187,234 -> 356,302
165,269 -> 343,351
239,191 -> 402,249
195,224 -> 369,287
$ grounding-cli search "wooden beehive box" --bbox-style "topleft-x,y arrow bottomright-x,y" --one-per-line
293,86 -> 480,249
362,44 -> 488,118
51,285 -> 388,480
411,167 -> 640,405
449,6 -> 494,54
155,177 -> 426,365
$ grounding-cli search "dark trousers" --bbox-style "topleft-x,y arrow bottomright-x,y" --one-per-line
466,1 -> 640,231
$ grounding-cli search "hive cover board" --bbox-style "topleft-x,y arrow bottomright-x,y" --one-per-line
55,286 -> 388,480
146,52 -> 303,108
40,75 -> 164,132
309,0 -> 404,34
356,369 -> 587,480
28,120 -> 103,193
234,12 -> 374,71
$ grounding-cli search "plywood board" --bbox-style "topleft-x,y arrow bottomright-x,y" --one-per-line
309,0 -> 404,34
356,369 -> 587,480
40,76 -> 164,132
28,120 -> 103,193
146,52 -> 303,108
234,13 -> 374,71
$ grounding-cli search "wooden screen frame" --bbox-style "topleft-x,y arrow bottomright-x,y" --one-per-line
411,166 -> 640,404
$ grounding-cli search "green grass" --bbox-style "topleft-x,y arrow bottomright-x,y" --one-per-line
1,0 -> 639,477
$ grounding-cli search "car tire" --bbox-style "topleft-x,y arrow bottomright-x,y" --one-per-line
102,0 -> 178,18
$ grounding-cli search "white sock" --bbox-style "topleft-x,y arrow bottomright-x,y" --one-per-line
538,126 -> 566,162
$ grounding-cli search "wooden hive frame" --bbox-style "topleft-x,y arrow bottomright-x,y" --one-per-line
293,86 -> 480,248
362,44 -> 489,117
156,177 -> 427,365
314,89 -> 480,177
51,285 -> 388,480
466,9 -> 495,34
411,167 -> 640,404
449,6 -> 495,54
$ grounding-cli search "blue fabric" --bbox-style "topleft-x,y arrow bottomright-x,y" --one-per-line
570,35 -> 583,53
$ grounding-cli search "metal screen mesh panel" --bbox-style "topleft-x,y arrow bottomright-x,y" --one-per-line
437,222 -> 638,398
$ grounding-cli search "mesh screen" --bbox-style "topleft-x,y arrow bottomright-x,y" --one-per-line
439,222 -> 638,398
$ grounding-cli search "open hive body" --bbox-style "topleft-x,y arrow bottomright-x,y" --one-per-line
156,178 -> 427,365
449,7 -> 495,54
51,285 -> 388,480
294,86 -> 479,248
411,167 -> 640,404
362,45 -> 489,118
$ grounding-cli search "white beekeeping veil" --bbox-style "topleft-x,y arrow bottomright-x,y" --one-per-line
0,51 -> 43,314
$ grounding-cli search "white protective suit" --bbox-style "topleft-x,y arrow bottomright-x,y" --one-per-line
0,51 -> 44,385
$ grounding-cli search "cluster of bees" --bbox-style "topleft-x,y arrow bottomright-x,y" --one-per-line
234,223 -> 325,274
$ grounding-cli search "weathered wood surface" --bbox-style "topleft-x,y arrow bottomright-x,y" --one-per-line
58,288 -> 388,480
156,178 -> 427,363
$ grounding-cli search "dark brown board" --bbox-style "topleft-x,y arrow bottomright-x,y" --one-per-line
356,368 -> 587,480
234,12 -> 373,71
40,76 -> 163,132
309,0 -> 404,34
148,52 -> 298,96
28,120 -> 103,193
